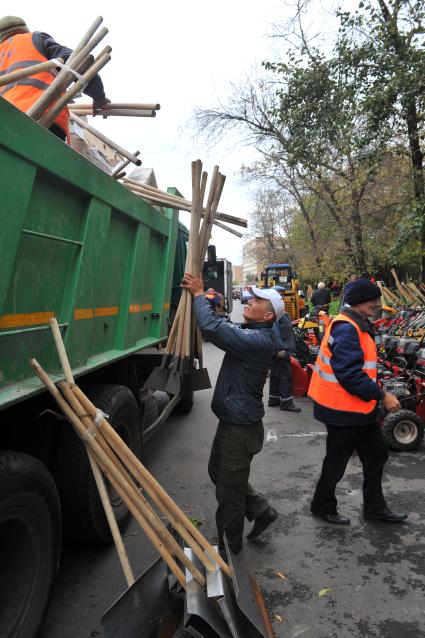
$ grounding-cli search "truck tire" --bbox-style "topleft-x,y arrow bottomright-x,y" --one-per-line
382,410 -> 424,451
0,451 -> 61,638
173,389 -> 195,414
140,392 -> 159,431
53,384 -> 142,544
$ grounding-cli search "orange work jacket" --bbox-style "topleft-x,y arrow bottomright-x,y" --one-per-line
0,32 -> 69,135
308,313 -> 378,414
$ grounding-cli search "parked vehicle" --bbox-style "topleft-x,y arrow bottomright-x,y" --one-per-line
259,263 -> 303,320
202,256 -> 233,317
0,99 -> 193,638
232,288 -> 242,300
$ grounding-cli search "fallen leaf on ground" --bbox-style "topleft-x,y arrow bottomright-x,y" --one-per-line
318,588 -> 332,597
187,516 -> 202,528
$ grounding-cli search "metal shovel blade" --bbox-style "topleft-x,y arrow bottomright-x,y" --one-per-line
187,367 -> 212,391
184,548 -> 233,638
164,369 -> 182,395
206,547 -> 248,638
224,535 -> 276,638
144,366 -> 170,391
144,353 -> 173,391
101,557 -> 183,638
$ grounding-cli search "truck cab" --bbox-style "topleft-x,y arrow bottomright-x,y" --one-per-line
202,248 -> 233,318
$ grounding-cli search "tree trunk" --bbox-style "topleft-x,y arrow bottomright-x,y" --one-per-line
287,178 -> 323,268
405,99 -> 425,282
350,192 -> 368,275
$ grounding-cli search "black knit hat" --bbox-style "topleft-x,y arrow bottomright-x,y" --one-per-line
0,16 -> 28,41
345,278 -> 382,306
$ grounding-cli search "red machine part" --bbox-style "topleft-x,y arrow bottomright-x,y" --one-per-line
291,356 -> 313,397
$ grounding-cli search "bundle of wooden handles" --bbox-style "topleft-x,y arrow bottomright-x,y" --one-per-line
0,16 -> 157,171
30,317 -> 231,593
166,161 -> 226,366
121,176 -> 246,235
377,271 -> 425,309
69,102 -> 160,118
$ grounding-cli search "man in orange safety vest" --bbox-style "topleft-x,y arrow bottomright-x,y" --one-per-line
0,15 -> 109,141
308,278 -> 408,525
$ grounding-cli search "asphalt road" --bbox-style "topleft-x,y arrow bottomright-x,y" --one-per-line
40,301 -> 425,638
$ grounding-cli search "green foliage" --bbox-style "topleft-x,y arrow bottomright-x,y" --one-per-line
261,0 -> 425,282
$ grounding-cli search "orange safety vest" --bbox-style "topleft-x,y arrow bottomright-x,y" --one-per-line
0,32 -> 69,136
308,313 -> 378,414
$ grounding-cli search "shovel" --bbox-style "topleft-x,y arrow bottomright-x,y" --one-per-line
223,535 -> 276,638
184,547 -> 233,638
101,556 -> 183,638
144,351 -> 174,391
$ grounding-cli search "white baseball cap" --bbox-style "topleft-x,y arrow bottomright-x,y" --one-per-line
249,286 -> 285,321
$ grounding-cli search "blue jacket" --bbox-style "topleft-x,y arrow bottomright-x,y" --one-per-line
193,295 -> 280,425
313,307 -> 384,426
273,313 -> 297,354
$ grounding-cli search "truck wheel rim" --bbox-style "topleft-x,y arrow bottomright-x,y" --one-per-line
394,421 -> 418,444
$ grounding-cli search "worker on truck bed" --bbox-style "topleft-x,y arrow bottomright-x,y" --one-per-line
0,15 -> 110,141
182,273 -> 282,556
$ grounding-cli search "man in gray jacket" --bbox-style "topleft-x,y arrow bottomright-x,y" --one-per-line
182,274 -> 283,555
268,288 -> 301,412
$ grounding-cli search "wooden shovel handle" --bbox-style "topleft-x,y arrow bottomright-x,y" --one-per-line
66,384 -> 216,575
87,450 -> 135,586
59,383 -> 206,587
72,385 -> 231,577
49,318 -> 134,586
30,359 -> 186,589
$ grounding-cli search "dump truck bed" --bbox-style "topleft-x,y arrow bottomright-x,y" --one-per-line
0,98 -> 179,409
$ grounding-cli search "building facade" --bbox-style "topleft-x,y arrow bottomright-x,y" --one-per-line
232,265 -> 242,285
242,238 -> 268,284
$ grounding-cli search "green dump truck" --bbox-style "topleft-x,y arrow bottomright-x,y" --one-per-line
0,98 -> 192,638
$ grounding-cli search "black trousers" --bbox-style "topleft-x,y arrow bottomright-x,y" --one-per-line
269,354 -> 293,404
311,422 -> 388,514
208,421 -> 269,552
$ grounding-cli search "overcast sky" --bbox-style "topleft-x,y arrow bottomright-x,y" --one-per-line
12,0 -> 347,265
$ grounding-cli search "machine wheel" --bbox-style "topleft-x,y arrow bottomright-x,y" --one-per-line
140,392 -> 159,431
0,451 -> 61,638
53,384 -> 142,544
173,390 -> 195,414
382,410 -> 424,451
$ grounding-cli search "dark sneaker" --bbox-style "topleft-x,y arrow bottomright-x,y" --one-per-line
268,399 -> 280,407
280,403 -> 301,412
364,507 -> 407,523
247,507 -> 279,540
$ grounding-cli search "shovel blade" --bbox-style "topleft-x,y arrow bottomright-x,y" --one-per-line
164,369 -> 182,395
144,367 -> 170,392
101,557 -> 182,638
184,547 -> 233,638
186,367 -> 212,391
224,535 -> 276,638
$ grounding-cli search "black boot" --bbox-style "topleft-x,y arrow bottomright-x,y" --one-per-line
247,507 -> 279,540
280,400 -> 301,413
364,507 -> 408,522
